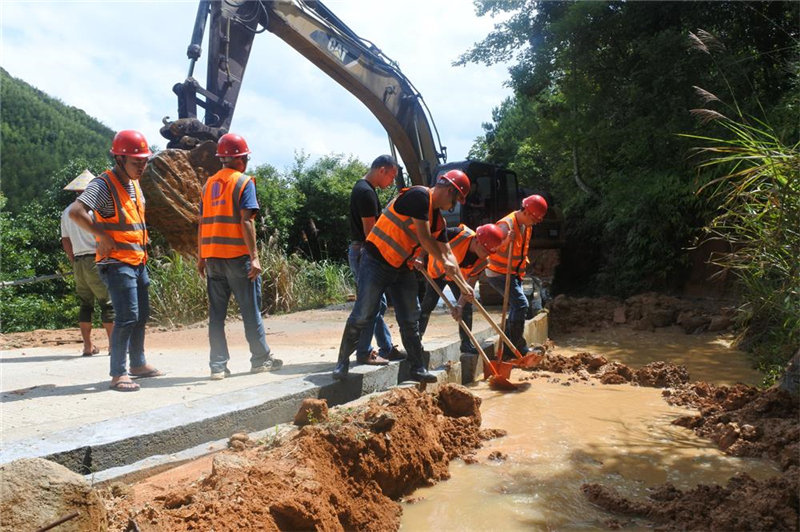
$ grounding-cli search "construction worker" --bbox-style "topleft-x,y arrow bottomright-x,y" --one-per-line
61,170 -> 114,356
417,223 -> 505,353
68,130 -> 164,392
484,194 -> 548,356
197,133 -> 282,380
332,170 -> 474,383
348,155 -> 405,366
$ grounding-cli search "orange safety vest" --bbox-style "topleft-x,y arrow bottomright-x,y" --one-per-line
199,168 -> 253,259
366,186 -> 444,269
95,170 -> 147,265
427,224 -> 488,281
487,211 -> 531,277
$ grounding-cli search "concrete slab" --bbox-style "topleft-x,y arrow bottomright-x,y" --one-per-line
0,304 -> 547,475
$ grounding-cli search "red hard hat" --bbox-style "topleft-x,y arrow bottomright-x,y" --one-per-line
475,223 -> 504,253
216,133 -> 251,157
522,194 -> 548,221
110,130 -> 151,158
437,169 -> 470,204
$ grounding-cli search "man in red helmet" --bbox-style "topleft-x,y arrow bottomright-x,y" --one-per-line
333,169 -> 474,383
68,130 -> 164,392
197,133 -> 282,380
484,194 -> 548,357
417,223 -> 504,353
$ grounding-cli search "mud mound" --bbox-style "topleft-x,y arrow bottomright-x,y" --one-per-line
665,383 -> 799,469
104,384 -> 489,531
582,383 -> 799,529
549,293 -> 733,335
582,471 -> 799,531
534,352 -> 689,388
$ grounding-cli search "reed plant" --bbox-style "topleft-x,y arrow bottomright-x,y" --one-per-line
686,111 -> 799,385
148,251 -> 208,327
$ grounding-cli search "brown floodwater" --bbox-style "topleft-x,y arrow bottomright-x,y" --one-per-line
400,328 -> 776,530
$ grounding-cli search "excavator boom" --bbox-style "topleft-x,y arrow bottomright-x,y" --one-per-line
163,0 -> 444,186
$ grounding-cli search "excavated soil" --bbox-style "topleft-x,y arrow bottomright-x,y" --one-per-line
102,384 -> 495,531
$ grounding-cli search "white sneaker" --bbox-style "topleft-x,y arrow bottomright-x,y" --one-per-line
210,369 -> 231,380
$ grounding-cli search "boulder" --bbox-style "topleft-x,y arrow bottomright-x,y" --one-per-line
0,458 -> 107,531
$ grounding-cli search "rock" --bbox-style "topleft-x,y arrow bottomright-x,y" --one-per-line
140,143 -> 221,256
632,317 -> 654,331
0,458 -> 107,531
707,315 -> 731,332
613,306 -> 627,324
648,308 -> 676,328
437,383 -> 481,419
777,351 -> 800,397
210,453 -> 251,477
681,315 -> 710,334
294,398 -> 329,426
367,412 -> 397,433
717,423 -> 740,451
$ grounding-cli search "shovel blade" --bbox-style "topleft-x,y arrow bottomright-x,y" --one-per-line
510,353 -> 543,368
483,360 -> 513,380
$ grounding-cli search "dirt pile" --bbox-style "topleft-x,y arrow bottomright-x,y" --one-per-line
581,383 -> 799,530
104,384 -> 494,531
549,292 -> 734,335
530,349 -> 690,388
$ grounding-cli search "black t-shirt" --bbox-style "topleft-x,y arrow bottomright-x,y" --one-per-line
349,179 -> 381,242
365,186 -> 446,266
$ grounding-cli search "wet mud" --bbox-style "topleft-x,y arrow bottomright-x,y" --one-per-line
103,384 -> 495,531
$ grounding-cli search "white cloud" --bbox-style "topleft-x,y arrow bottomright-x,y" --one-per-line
1,0 -> 511,171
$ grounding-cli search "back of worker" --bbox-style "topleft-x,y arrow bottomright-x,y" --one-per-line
197,133 -> 282,380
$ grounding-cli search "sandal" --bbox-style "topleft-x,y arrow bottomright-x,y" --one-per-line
82,346 -> 100,357
129,368 -> 166,379
110,380 -> 140,392
357,350 -> 390,366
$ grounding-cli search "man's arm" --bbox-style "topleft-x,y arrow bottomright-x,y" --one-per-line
68,201 -> 115,257
411,218 -> 473,299
361,216 -> 377,238
240,208 -> 261,280
196,221 -> 206,278
61,237 -> 75,263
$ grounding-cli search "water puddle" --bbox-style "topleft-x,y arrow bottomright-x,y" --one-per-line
401,330 -> 776,530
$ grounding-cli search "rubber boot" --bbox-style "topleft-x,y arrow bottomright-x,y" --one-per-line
406,346 -> 437,383
458,308 -> 477,353
509,320 -> 530,355
332,322 -> 360,381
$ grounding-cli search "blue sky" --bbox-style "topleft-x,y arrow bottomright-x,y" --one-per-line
1,0 -> 513,173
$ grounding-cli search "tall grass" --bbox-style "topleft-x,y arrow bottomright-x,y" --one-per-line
685,115 -> 800,385
148,240 -> 354,327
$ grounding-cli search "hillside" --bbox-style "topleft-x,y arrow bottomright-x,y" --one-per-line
0,68 -> 114,213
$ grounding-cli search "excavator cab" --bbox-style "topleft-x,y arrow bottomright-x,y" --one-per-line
433,161 -> 520,230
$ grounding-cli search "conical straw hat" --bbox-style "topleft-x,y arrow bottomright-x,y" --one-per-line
63,169 -> 96,191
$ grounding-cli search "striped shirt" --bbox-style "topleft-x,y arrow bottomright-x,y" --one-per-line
76,172 -> 145,264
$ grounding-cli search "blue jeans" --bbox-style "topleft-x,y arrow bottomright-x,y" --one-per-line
348,243 -> 392,359
206,256 -> 271,373
339,251 -> 424,369
98,262 -> 150,377
486,274 -> 529,322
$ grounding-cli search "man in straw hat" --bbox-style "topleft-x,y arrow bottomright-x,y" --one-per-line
61,169 -> 114,356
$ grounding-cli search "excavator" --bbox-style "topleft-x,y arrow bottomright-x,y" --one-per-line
144,0 -> 562,286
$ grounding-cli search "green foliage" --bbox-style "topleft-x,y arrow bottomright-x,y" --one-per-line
1,68 -> 114,213
148,252 -> 209,327
289,153 -> 368,261
685,114 -> 800,383
460,1 -> 799,296
251,162 -> 301,249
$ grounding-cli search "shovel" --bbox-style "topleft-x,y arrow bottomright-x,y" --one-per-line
453,276 -> 543,369
420,270 -> 519,391
496,230 -> 514,362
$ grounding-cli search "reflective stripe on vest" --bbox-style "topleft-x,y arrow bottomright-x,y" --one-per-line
427,224 -> 487,280
487,212 -> 530,276
366,186 -> 444,268
95,170 -> 147,265
200,169 -> 252,259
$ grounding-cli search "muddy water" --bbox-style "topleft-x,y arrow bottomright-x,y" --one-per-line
556,327 -> 762,386
401,332 -> 775,530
